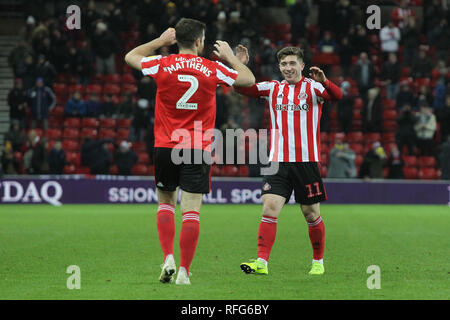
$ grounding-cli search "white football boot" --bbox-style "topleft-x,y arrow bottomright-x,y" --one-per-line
159,254 -> 176,283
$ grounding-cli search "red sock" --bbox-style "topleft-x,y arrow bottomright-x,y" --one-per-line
308,216 -> 325,260
179,211 -> 200,274
257,215 -> 278,261
156,203 -> 175,259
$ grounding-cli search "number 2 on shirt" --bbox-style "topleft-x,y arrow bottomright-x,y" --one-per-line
176,75 -> 198,110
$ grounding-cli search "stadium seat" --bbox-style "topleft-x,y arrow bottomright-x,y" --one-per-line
63,164 -> 76,174
355,154 -> 364,166
349,143 -> 364,154
403,167 -> 418,179
90,74 -> 105,84
48,118 -> 63,129
353,98 -> 363,109
418,156 -> 436,168
352,110 -> 362,120
121,73 -> 136,84
80,128 -> 98,140
66,151 -> 81,166
364,133 -> 381,144
401,66 -> 411,78
27,128 -> 43,138
418,167 -> 437,180
68,84 -> 85,95
53,83 -> 68,100
98,128 -> 116,139
50,106 -> 65,117
45,128 -> 62,140
222,165 -> 239,177
238,165 -> 250,177
320,153 -> 328,166
383,120 -> 398,132
383,109 -> 398,120
403,156 -> 417,167
116,128 -> 130,141
86,84 -> 102,95
105,142 -> 115,154
100,118 -> 116,128
382,99 -> 396,109
132,141 -> 147,152
62,140 -> 79,152
103,84 -> 121,95
211,165 -> 222,176
76,167 -> 91,174
63,118 -> 81,128
81,118 -> 99,128
137,152 -> 150,164
320,165 -> 328,177
131,164 -> 148,175
62,128 -> 80,141
346,132 -> 364,143
116,118 -> 132,128
121,84 -> 138,94
328,132 -> 345,143
382,132 -> 396,144
320,132 -> 328,144
104,74 -> 121,84
110,165 -> 118,175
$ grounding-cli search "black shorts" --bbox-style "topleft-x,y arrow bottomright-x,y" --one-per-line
154,147 -> 211,194
261,162 -> 327,205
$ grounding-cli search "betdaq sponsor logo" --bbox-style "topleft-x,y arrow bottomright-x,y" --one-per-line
0,180 -> 63,206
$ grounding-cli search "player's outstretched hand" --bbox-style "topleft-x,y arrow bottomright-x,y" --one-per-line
159,27 -> 177,46
235,44 -> 249,65
309,66 -> 327,83
213,40 -> 234,62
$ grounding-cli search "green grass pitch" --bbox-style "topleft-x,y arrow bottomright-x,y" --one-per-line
0,204 -> 448,300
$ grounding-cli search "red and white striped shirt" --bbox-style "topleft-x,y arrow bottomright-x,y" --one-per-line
235,77 -> 342,162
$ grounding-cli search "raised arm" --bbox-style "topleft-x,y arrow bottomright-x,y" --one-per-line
124,28 -> 176,70
309,66 -> 342,101
213,41 -> 255,87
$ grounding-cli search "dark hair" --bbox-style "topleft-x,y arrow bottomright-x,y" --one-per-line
175,18 -> 206,49
277,47 -> 304,63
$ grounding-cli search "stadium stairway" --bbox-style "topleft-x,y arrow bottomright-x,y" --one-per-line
0,36 -> 19,147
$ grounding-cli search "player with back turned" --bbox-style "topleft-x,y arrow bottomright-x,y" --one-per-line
234,46 -> 342,276
125,18 -> 255,285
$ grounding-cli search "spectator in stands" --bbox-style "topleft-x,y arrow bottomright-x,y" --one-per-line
430,18 -> 450,62
387,144 -> 404,179
27,77 -> 56,131
382,52 -> 402,100
401,15 -> 419,67
379,21 -> 401,59
327,138 -> 357,179
424,0 -> 445,42
65,91 -> 87,118
317,30 -> 337,54
411,48 -> 432,79
81,138 -> 112,174
359,142 -> 387,180
49,29 -> 68,73
85,92 -> 102,118
362,87 -> 382,133
260,39 -> 277,79
396,81 -> 415,111
48,140 -> 66,174
131,98 -> 151,142
117,92 -> 135,119
396,104 -> 417,155
5,121 -> 26,153
91,22 -> 119,75
22,130 -> 46,174
65,44 -> 92,85
103,2 -> 125,35
114,141 -> 138,175
337,81 -> 354,134
288,0 -> 309,45
438,136 -> 450,180
415,85 -> 434,110
140,22 -> 159,44
137,76 -> 156,102
34,54 -> 57,89
352,52 -> 375,99
338,36 -> 354,78
436,95 -> 450,143
8,78 -> 28,128
351,24 -> 370,55
159,1 -> 180,31
226,11 -> 245,47
8,41 -> 32,78
101,93 -> 117,118
1,142 -> 20,175
414,105 -> 437,156
16,54 -> 35,91
34,37 -> 52,63
391,0 -> 416,29
30,20 -> 49,54
333,0 -> 353,39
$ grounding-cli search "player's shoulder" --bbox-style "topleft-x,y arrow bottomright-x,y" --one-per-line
304,77 -> 324,89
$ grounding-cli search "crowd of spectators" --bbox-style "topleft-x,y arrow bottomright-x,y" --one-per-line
1,0 -> 449,180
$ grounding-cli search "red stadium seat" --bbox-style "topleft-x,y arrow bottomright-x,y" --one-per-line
116,128 -> 130,141
320,132 -> 328,144
137,152 -> 150,164
98,128 -> 116,139
86,84 -> 102,95
383,109 -> 398,120
63,118 -> 81,128
66,151 -> 81,166
418,156 -> 436,168
76,166 -> 91,174
62,128 -> 80,140
382,99 -> 396,109
238,165 -> 250,177
121,73 -> 136,84
90,74 -> 105,84
131,164 -> 148,175
382,132 -> 396,144
355,154 -> 364,166
222,165 -> 239,177
121,84 -> 138,94
131,141 -> 147,152
45,128 -> 62,140
320,165 -> 328,178
349,143 -> 364,154
346,132 -> 364,143
68,84 -> 85,95
63,164 -> 76,174
80,128 -> 98,140
418,167 -> 437,180
110,165 -> 118,175
117,118 -> 132,128
50,106 -> 65,117
353,98 -> 363,109
48,118 -> 63,129
81,118 -> 99,128
100,118 -> 116,128
403,156 -> 417,167
403,167 -> 418,179
383,120 -> 398,132
104,74 -> 121,84
211,165 -> 222,176
27,128 -> 43,138
328,132 -> 345,143
320,153 -> 328,166
364,132 -> 381,144
103,84 -> 121,95
53,83 -> 68,100
105,142 -> 115,154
